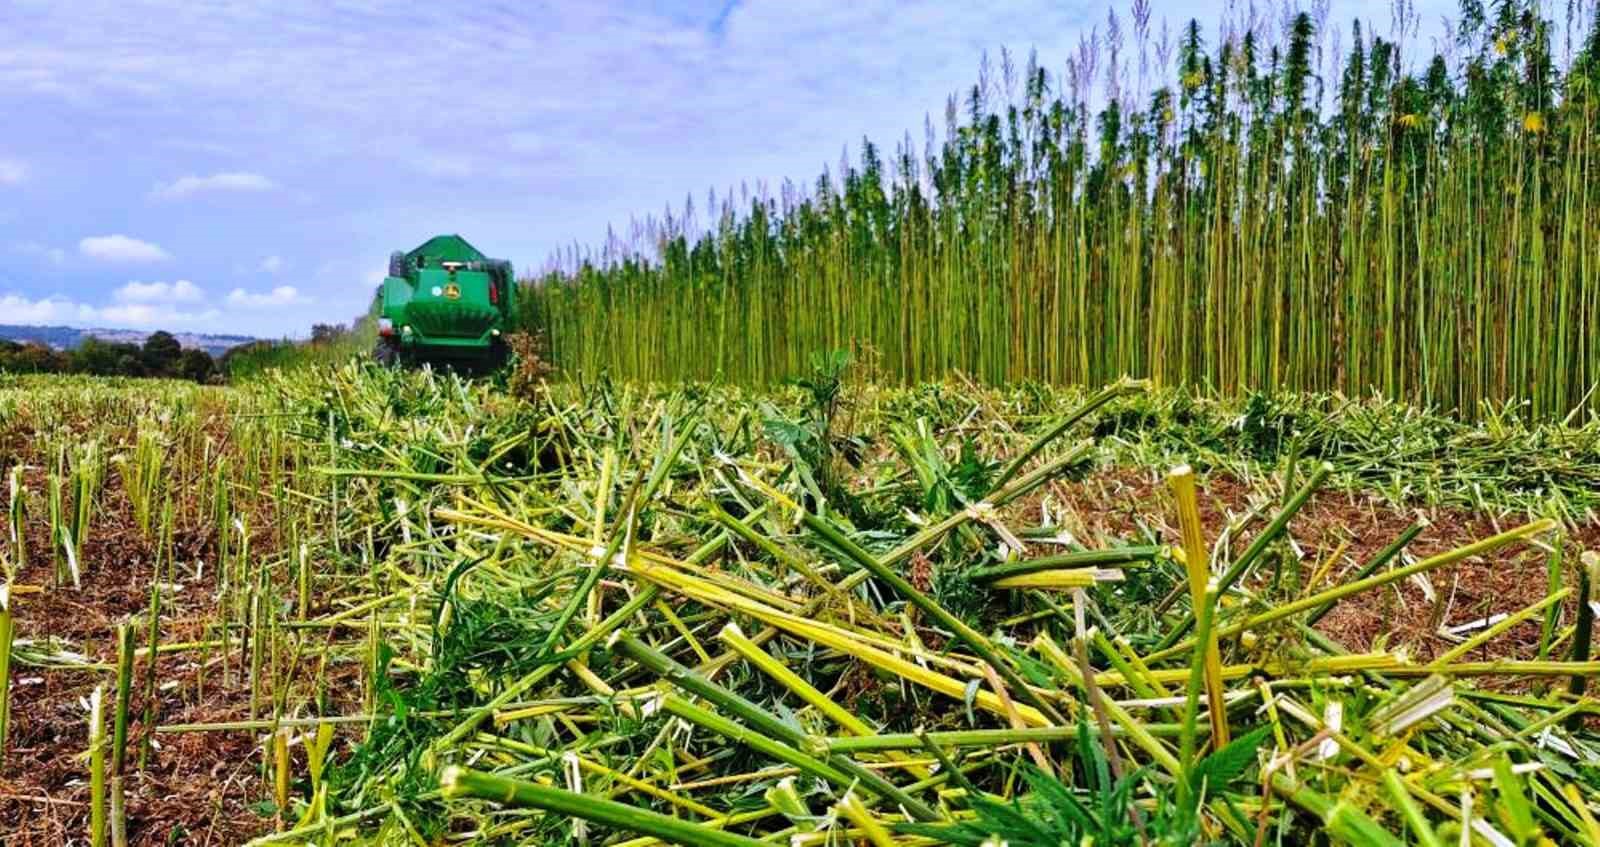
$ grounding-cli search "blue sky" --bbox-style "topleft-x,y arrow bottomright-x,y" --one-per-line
0,0 -> 1462,338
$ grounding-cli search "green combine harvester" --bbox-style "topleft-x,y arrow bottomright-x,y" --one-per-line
375,234 -> 514,369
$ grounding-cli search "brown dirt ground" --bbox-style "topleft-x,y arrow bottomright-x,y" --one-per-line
0,452 -> 365,846
1,499 -> 279,847
1039,467 -> 1595,674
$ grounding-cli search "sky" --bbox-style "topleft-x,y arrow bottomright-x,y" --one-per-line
0,0 -> 1464,339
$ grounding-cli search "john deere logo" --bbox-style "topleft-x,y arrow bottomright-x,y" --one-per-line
442,283 -> 461,300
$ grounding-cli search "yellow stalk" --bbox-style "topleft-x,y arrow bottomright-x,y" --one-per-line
575,754 -> 723,819
273,728 -> 290,823
1301,539 -> 1350,596
1562,783 -> 1600,843
716,625 -> 868,732
626,553 -> 990,678
494,702 -> 587,724
1091,664 -> 1256,687
992,569 -> 1115,589
1113,634 -> 1175,698
835,791 -> 896,847
588,447 -> 615,624
611,806 -> 780,847
643,580 -> 1055,725
654,600 -> 712,664
1169,465 -> 1230,746
1034,633 -> 1182,775
717,623 -> 929,778
565,657 -> 623,700
1428,588 -> 1571,667
770,611 -> 1052,725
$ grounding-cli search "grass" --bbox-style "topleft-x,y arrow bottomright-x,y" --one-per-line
0,359 -> 1596,845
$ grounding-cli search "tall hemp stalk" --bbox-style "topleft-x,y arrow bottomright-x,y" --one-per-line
525,2 -> 1600,423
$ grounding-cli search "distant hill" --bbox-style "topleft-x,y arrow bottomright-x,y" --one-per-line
0,324 -> 256,357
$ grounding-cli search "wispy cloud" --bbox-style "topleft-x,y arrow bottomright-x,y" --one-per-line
227,285 -> 306,308
115,279 -> 205,303
98,302 -> 220,326
0,293 -> 216,328
0,294 -> 95,325
260,255 -> 284,273
0,157 -> 24,185
151,171 -> 276,200
79,234 -> 171,263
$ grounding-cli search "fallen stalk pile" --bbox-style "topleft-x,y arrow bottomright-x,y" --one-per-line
3,367 -> 1599,845
244,370 -> 1597,845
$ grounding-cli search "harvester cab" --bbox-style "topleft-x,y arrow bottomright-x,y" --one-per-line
375,234 -> 514,369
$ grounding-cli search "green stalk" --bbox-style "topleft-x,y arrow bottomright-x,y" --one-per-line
89,685 -> 107,847
111,623 -> 135,847
966,545 -> 1163,583
1538,534 -> 1564,660
537,411 -> 691,659
1429,589 -> 1570,667
989,377 -> 1147,492
1149,519 -> 1556,663
1567,552 -> 1598,729
657,694 -> 852,787
797,509 -> 1066,725
431,526 -> 737,752
439,765 -> 767,847
1270,771 -> 1404,846
1178,579 -> 1220,812
877,442 -> 1094,570
138,580 -> 161,770
1306,521 -> 1425,626
614,634 -> 939,821
819,723 -> 1188,754
1380,770 -> 1443,847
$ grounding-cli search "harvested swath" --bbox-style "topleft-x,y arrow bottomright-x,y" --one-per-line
236,370 -> 1598,845
3,367 -> 1600,846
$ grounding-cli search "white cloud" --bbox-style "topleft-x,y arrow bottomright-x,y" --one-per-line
114,279 -> 205,303
79,234 -> 170,263
98,302 -> 220,326
0,293 -> 215,328
227,285 -> 306,308
151,171 -> 276,200
0,294 -> 95,324
0,158 -> 24,185
260,255 -> 284,273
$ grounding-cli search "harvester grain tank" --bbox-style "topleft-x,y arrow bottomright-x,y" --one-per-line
375,234 -> 514,368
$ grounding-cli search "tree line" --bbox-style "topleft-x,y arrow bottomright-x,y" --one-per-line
0,330 -> 220,382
